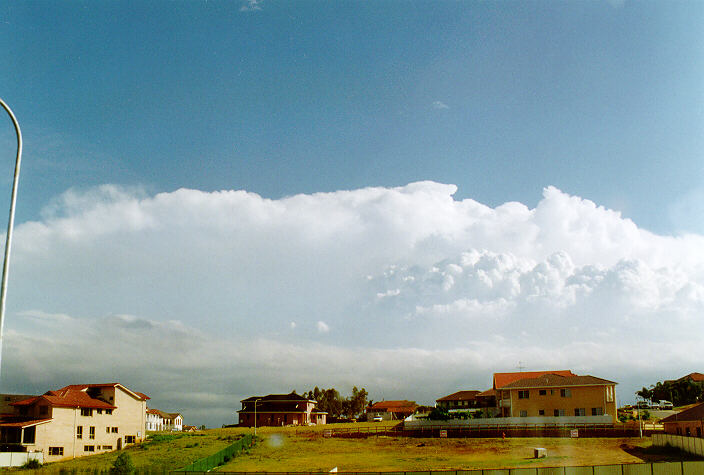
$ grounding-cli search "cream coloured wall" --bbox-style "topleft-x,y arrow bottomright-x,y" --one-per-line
17,385 -> 147,462
507,385 -> 617,423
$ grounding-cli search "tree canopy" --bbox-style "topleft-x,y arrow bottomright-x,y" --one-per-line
301,386 -> 369,419
636,378 -> 703,406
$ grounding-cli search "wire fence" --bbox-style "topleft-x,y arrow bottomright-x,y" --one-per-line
177,433 -> 253,472
175,461 -> 704,475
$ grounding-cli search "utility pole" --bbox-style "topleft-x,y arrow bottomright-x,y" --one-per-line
0,98 -> 22,386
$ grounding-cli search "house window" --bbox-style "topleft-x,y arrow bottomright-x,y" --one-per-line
39,406 -> 48,416
574,408 -> 585,417
592,407 -> 604,416
539,410 -> 545,416
49,447 -> 64,456
112,427 -> 119,433
106,427 -> 111,433
125,435 -> 136,444
22,426 -> 36,444
97,409 -> 103,414
686,428 -> 691,436
539,390 -> 547,396
560,389 -> 571,398
606,386 -> 614,402
518,390 -> 529,399
105,409 -> 113,415
84,445 -> 95,452
77,426 -> 83,439
102,445 -> 113,450
519,410 -> 528,417
554,409 -> 565,417
89,426 -> 95,439
81,408 -> 93,416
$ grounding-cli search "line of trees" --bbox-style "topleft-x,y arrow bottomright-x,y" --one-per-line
636,378 -> 703,406
300,386 -> 368,419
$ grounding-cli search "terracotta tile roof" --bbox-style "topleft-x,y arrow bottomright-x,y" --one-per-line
661,402 -> 704,423
57,383 -> 150,401
493,370 -> 576,389
436,390 -> 481,402
679,372 -> 704,383
500,373 -> 617,389
477,389 -> 496,397
367,400 -> 418,413
12,389 -> 116,410
0,418 -> 52,428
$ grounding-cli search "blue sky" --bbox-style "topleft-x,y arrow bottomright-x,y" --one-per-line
0,1 -> 703,427
2,0 -> 702,232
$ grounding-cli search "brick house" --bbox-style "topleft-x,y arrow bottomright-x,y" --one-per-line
238,391 -> 327,427
0,383 -> 148,462
661,403 -> 704,438
494,371 -> 617,423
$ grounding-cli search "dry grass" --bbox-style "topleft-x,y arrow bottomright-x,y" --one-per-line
218,429 -> 657,472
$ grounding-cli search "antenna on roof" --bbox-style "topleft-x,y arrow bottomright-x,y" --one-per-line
517,361 -> 526,372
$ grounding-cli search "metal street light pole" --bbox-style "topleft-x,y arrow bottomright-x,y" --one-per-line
0,98 -> 22,384
253,398 -> 261,437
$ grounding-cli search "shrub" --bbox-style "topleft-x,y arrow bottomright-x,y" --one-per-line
22,459 -> 42,469
110,452 -> 135,474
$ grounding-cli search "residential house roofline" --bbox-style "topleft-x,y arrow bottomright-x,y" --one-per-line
499,374 -> 617,390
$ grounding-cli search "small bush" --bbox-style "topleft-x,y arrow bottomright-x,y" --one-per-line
110,452 -> 135,474
22,459 -> 42,469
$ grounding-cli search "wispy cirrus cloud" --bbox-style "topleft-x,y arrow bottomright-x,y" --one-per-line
432,100 -> 450,110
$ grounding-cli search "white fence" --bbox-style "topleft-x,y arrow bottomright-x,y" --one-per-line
404,415 -> 614,429
0,450 -> 43,467
652,433 -> 704,457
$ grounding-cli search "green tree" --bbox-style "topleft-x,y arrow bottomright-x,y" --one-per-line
110,452 -> 135,475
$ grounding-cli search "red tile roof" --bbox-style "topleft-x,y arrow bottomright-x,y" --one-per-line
0,418 -> 51,428
436,390 -> 481,402
477,389 -> 496,397
679,372 -> 704,383
367,400 -> 417,413
57,383 -> 150,401
661,403 -> 704,423
500,373 -> 617,389
493,370 -> 576,389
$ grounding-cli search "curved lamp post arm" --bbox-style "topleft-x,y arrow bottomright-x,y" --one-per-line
0,98 -> 23,382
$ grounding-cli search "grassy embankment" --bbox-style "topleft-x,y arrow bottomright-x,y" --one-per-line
14,429 -> 252,473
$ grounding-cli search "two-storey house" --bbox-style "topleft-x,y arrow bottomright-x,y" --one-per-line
0,383 -> 148,462
494,371 -> 617,423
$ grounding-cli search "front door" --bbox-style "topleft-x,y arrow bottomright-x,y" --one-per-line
117,438 -> 122,450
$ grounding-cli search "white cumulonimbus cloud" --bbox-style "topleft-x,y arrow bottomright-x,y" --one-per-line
3,181 -> 704,427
